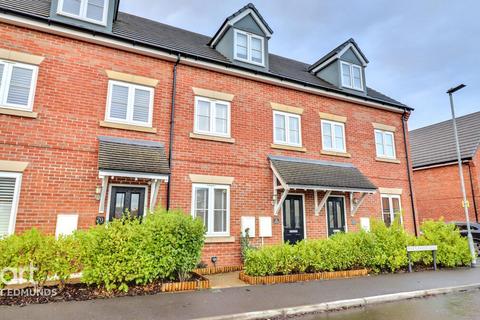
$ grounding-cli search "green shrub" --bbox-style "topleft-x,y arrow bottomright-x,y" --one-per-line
0,229 -> 80,288
414,220 -> 471,267
79,208 -> 205,291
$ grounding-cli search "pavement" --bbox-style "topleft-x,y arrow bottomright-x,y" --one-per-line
1,268 -> 480,320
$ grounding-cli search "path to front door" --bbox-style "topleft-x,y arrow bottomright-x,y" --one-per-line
326,196 -> 346,236
282,194 -> 305,243
109,186 -> 146,221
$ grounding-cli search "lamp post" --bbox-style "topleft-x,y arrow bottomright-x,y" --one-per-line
447,84 -> 477,266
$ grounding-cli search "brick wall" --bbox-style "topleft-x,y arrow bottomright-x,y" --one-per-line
413,158 -> 480,223
0,23 -> 416,267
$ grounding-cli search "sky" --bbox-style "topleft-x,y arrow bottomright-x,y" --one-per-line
119,0 -> 479,130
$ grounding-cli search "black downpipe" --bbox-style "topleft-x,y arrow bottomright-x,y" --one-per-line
166,54 -> 181,210
467,162 -> 479,223
402,112 -> 418,236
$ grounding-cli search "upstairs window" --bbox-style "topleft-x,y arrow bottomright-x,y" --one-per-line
194,97 -> 231,137
375,129 -> 396,159
105,80 -> 154,127
340,61 -> 363,91
58,0 -> 109,25
321,120 -> 346,152
234,29 -> 265,66
0,60 -> 38,111
273,111 -> 301,147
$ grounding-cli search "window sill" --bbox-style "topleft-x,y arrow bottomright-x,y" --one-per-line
99,121 -> 157,133
376,157 -> 401,164
0,106 -> 37,118
204,236 -> 235,243
190,132 -> 235,144
271,144 -> 306,152
321,150 -> 351,158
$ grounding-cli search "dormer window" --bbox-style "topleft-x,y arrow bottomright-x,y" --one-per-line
234,29 -> 265,66
340,61 -> 363,91
57,0 -> 108,25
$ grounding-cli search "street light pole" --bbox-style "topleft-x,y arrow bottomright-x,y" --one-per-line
447,84 -> 477,266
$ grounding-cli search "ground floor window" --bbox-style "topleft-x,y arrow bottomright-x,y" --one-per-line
381,194 -> 402,227
0,172 -> 22,237
192,184 -> 230,236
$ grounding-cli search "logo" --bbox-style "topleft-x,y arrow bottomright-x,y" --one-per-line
0,263 -> 58,297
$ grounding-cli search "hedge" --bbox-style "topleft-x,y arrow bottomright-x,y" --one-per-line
244,220 -> 472,276
0,208 -> 205,292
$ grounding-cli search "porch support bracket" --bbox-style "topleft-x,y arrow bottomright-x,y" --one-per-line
314,190 -> 332,216
271,162 -> 290,216
98,176 -> 108,214
149,179 -> 160,211
350,192 -> 368,216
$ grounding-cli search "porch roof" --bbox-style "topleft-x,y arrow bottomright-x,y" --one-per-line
269,155 -> 377,193
98,136 -> 170,175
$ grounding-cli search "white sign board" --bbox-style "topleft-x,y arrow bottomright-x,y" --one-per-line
407,245 -> 438,252
55,214 -> 79,239
360,217 -> 370,232
241,216 -> 255,237
259,216 -> 272,237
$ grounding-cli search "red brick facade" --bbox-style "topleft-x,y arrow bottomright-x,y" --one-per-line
413,154 -> 480,224
0,22 -> 416,267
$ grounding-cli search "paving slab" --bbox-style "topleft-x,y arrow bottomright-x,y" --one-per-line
1,268 -> 480,320
205,271 -> 249,289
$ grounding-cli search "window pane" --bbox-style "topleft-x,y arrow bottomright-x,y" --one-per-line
375,132 -> 384,156
289,117 -> 300,144
322,122 -> 332,149
0,177 -> 16,237
334,124 -> 344,150
7,66 -> 33,107
196,100 -> 210,132
130,193 -> 140,216
214,103 -> 228,134
384,133 -> 394,157
341,64 -> 351,86
294,199 -> 300,228
132,88 -> 150,123
251,37 -> 262,63
275,114 -> 286,142
114,192 -> 125,218
0,64 -> 4,85
86,0 -> 105,21
285,200 -> 291,228
383,213 -> 392,227
213,189 -> 227,232
109,84 -> 129,119
195,188 -> 208,228
62,0 -> 81,15
236,33 -> 248,59
392,198 -> 401,213
352,66 -> 362,89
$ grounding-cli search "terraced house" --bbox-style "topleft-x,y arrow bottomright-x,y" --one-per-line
0,0 -> 417,266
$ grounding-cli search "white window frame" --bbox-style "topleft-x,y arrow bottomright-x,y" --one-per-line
57,0 -> 109,26
233,29 -> 265,67
273,110 -> 302,147
105,80 -> 154,127
374,129 -> 396,159
0,172 -> 22,238
321,119 -> 346,153
193,96 -> 231,138
340,61 -> 363,91
0,60 -> 39,112
380,194 -> 403,226
191,184 -> 230,237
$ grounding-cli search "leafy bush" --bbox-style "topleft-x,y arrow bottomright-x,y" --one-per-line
244,219 -> 470,276
0,229 -> 80,288
413,220 -> 471,267
79,208 -> 205,291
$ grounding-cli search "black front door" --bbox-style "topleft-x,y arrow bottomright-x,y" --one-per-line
283,195 -> 304,244
327,196 -> 346,236
109,186 -> 146,221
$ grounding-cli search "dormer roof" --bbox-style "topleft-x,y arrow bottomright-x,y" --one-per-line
208,3 -> 273,48
308,38 -> 369,74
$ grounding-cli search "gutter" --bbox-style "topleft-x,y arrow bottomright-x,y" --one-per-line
402,112 -> 418,236
0,8 -> 412,113
166,54 -> 181,210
